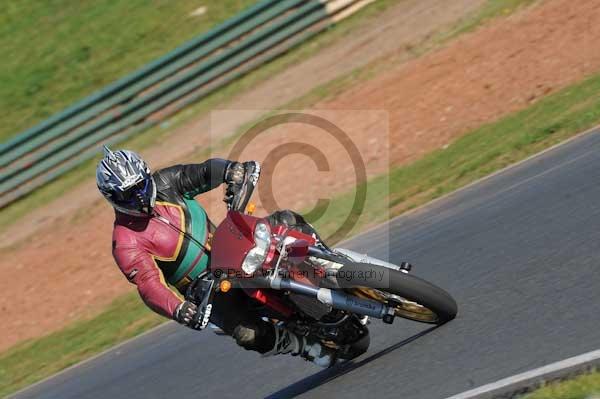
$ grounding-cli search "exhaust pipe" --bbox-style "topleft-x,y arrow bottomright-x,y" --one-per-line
268,276 -> 391,319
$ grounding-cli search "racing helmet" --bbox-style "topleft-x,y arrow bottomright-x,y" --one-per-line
96,146 -> 156,216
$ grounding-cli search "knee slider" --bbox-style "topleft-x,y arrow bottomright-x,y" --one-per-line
233,325 -> 257,348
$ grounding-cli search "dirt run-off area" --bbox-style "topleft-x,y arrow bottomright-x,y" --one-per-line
2,0 -> 600,352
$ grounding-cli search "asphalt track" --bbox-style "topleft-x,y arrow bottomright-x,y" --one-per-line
14,129 -> 600,399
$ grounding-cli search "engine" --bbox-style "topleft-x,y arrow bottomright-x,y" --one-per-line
289,292 -> 332,320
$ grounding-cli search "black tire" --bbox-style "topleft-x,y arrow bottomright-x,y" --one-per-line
336,262 -> 458,324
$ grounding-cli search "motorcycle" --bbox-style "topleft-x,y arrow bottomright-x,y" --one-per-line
189,163 -> 457,361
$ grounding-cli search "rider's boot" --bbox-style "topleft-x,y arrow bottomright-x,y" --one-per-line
263,326 -> 337,368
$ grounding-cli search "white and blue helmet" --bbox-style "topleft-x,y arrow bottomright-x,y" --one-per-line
96,146 -> 156,216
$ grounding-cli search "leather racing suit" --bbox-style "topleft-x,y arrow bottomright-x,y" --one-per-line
112,158 -> 308,353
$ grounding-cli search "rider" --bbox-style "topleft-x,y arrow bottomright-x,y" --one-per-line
96,146 -> 336,367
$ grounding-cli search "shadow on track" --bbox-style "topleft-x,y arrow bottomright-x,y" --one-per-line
265,326 -> 439,399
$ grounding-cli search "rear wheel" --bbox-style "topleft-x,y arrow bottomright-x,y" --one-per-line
338,262 -> 457,324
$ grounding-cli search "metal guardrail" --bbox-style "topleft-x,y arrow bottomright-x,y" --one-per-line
0,0 -> 375,208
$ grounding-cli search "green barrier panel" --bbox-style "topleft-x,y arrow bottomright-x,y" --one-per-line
1,0 -> 326,186
0,131 -> 147,208
0,0 -> 304,168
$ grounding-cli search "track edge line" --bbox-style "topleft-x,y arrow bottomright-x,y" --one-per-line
444,349 -> 600,399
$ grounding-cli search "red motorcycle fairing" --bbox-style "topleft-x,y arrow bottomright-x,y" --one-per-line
210,210 -> 318,318
210,211 -> 261,273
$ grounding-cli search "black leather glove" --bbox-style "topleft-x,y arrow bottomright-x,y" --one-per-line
223,161 -> 260,211
174,301 -> 202,330
225,162 -> 246,185
175,278 -> 216,330
173,300 -> 213,330
224,162 -> 244,206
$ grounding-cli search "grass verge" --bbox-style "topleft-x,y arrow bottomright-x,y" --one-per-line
0,292 -> 164,398
0,0 -> 257,143
522,371 -> 600,399
3,55 -> 600,399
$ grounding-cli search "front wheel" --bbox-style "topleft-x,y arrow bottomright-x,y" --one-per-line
338,262 -> 458,324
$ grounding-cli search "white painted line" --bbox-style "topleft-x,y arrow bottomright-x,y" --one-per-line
445,349 -> 600,399
325,0 -> 377,24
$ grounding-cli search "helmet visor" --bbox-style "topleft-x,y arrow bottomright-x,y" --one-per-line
112,177 -> 155,212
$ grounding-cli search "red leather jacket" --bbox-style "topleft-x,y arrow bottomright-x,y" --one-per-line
112,159 -> 230,319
